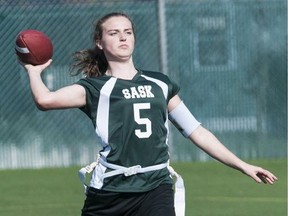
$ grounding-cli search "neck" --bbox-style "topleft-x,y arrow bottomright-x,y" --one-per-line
106,58 -> 137,80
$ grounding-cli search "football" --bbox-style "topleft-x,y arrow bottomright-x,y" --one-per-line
15,29 -> 53,65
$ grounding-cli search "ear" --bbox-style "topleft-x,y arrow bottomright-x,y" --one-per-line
96,40 -> 103,50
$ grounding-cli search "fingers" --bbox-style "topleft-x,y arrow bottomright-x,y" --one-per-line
255,170 -> 278,185
42,59 -> 53,67
18,59 -> 52,72
256,173 -> 267,184
38,59 -> 52,70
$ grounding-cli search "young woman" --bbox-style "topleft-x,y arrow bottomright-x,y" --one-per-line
20,12 -> 277,216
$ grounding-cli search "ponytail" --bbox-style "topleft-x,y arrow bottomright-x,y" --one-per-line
70,47 -> 108,77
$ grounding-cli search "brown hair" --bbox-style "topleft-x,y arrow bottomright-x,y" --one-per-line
70,12 -> 135,77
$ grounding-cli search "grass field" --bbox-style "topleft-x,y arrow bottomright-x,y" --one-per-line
0,159 -> 286,216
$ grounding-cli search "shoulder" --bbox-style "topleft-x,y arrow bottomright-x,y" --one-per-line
139,70 -> 180,100
140,70 -> 171,83
76,76 -> 110,88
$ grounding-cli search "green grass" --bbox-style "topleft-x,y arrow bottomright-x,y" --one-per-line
0,159 -> 286,216
173,159 -> 287,216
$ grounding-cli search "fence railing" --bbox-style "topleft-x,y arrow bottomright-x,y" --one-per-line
0,0 -> 286,169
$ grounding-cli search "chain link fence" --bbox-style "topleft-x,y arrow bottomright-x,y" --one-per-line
0,0 -> 286,169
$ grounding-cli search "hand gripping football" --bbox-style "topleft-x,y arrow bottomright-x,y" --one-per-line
15,29 -> 53,65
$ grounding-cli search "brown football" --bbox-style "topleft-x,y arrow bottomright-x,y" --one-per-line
15,29 -> 53,65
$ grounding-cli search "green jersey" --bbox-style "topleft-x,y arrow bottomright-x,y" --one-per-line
77,70 -> 180,192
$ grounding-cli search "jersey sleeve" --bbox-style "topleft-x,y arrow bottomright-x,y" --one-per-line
76,78 -> 99,123
167,77 -> 180,101
141,70 -> 180,102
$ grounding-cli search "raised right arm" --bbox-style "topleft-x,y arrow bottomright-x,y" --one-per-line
22,59 -> 86,110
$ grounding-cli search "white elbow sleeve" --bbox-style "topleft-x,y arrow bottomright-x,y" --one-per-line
168,101 -> 201,138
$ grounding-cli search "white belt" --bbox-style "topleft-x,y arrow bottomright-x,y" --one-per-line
98,157 -> 168,180
78,158 -> 185,216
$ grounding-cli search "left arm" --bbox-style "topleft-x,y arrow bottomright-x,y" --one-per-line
189,125 -> 277,184
168,95 -> 278,184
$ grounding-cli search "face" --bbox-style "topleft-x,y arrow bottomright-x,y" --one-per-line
96,16 -> 135,61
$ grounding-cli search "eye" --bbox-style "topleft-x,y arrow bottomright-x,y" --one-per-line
109,32 -> 117,36
125,31 -> 133,35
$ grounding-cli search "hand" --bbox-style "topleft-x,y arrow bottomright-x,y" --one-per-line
18,59 -> 52,75
242,163 -> 278,184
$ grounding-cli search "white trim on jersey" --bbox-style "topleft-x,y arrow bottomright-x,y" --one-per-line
141,74 -> 169,99
141,74 -> 171,149
95,77 -> 117,145
93,77 -> 117,189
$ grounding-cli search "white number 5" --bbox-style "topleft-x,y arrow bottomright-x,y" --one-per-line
133,103 -> 152,138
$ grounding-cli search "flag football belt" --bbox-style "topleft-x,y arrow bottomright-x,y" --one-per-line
78,157 -> 186,216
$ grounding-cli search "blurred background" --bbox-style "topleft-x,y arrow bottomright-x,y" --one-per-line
0,0 -> 286,169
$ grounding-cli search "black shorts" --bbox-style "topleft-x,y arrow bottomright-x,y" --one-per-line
81,184 -> 175,216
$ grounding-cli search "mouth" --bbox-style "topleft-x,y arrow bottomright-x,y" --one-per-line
119,44 -> 128,49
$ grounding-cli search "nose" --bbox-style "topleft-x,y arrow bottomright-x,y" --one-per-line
119,33 -> 127,41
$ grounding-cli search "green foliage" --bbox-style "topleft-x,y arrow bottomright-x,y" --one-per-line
0,159 -> 286,216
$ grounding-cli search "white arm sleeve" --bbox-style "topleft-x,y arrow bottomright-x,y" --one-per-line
168,101 -> 201,138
